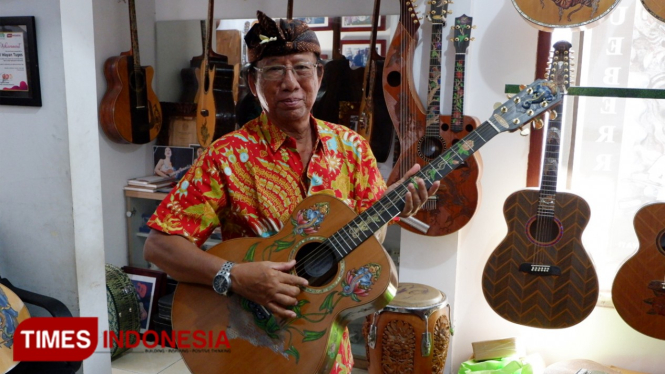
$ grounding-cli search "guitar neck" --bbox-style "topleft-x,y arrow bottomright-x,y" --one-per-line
332,121 -> 502,257
203,0 -> 214,66
425,23 -> 444,136
538,107 -> 563,218
128,0 -> 141,68
361,0 -> 383,97
451,53 -> 466,131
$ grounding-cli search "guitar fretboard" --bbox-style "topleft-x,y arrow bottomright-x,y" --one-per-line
426,23 -> 444,137
451,54 -> 466,131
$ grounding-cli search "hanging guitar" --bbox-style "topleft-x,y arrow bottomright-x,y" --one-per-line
511,0 -> 621,30
612,202 -> 665,340
194,0 -> 237,147
641,0 -> 665,23
432,14 -> 482,235
387,0 -> 475,237
172,80 -> 563,373
0,283 -> 30,374
338,0 -> 394,163
482,41 -> 599,329
99,0 -> 162,144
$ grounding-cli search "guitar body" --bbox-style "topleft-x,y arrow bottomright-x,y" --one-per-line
511,0 -> 620,30
172,194 -> 398,374
482,190 -> 598,328
642,0 -> 665,23
100,52 -> 162,144
195,59 -> 217,147
209,56 -> 238,139
612,202 -> 665,340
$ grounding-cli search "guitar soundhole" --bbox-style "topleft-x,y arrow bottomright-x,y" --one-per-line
526,216 -> 563,246
657,230 -> 665,256
294,242 -> 338,287
387,71 -> 401,88
129,70 -> 146,91
418,136 -> 446,161
441,122 -> 450,131
465,124 -> 474,132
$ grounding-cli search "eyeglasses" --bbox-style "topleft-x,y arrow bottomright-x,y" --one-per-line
253,61 -> 320,81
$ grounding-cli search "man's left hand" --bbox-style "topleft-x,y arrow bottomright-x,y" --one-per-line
388,164 -> 440,218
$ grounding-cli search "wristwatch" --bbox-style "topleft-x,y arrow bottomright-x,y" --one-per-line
212,261 -> 235,296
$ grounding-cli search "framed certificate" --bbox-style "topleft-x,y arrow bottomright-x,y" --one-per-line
0,16 -> 41,106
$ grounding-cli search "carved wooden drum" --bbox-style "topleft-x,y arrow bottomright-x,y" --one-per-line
364,283 -> 451,374
105,264 -> 140,359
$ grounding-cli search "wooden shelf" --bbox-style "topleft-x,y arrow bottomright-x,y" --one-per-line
124,190 -> 168,201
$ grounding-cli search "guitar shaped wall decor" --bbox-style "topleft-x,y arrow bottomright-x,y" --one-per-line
511,0 -> 621,30
385,0 -> 465,236
172,80 -> 563,373
194,0 -> 237,147
99,0 -> 162,144
482,41 -> 599,329
641,0 -> 665,23
612,202 -> 665,340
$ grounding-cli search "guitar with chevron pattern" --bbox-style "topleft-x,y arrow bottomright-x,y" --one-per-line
481,41 -> 599,328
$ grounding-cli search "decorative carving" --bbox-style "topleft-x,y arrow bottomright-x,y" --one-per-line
432,315 -> 451,374
381,320 -> 415,374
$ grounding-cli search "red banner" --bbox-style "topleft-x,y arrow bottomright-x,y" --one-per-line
14,317 -> 98,361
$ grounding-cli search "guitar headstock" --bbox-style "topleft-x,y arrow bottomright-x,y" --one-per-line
451,14 -> 475,54
427,0 -> 452,25
400,0 -> 422,33
491,79 -> 563,133
546,40 -> 573,93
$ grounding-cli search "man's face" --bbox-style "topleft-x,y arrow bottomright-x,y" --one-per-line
249,52 -> 323,128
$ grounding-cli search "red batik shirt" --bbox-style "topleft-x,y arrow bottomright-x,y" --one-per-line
148,113 -> 387,373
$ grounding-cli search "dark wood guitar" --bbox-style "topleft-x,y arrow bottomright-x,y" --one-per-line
99,0 -> 162,144
642,0 -> 665,23
612,202 -> 665,340
339,0 -> 394,163
387,0 -> 476,237
511,0 -> 621,30
194,0 -> 236,147
433,14 -> 482,235
482,41 -> 599,329
172,80 -> 563,373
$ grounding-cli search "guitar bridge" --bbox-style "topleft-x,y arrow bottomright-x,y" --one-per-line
519,263 -> 561,276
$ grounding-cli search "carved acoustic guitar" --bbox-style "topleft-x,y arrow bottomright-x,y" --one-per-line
172,81 -> 563,373
612,202 -> 665,340
511,0 -> 621,30
642,0 -> 665,23
482,41 -> 599,329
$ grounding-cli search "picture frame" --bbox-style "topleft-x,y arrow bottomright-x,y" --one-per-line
294,17 -> 331,31
341,15 -> 386,32
153,145 -> 194,180
121,266 -> 167,333
0,16 -> 42,106
340,39 -> 387,68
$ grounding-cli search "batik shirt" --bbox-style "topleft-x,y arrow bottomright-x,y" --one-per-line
147,113 -> 387,373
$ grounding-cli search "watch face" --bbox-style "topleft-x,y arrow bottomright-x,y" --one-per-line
213,274 -> 229,294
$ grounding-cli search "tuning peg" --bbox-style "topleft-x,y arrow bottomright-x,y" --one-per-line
520,125 -> 531,136
471,37 -> 476,41
472,25 -> 477,29
549,110 -> 558,120
449,37 -> 455,42
493,102 -> 503,109
533,118 -> 544,130
447,10 -> 453,14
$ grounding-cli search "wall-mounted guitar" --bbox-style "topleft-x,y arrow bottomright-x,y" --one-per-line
482,41 -> 599,329
641,0 -> 665,23
340,0 -> 394,163
194,0 -> 237,147
612,202 -> 665,340
172,80 -> 563,374
511,0 -> 621,30
99,0 -> 162,144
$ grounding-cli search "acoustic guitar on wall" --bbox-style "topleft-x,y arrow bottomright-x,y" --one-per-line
511,0 -> 621,31
612,202 -> 665,340
172,81 -> 563,373
641,0 -> 665,23
99,0 -> 162,145
482,41 -> 599,329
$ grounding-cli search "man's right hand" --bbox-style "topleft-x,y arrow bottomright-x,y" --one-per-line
229,260 -> 309,319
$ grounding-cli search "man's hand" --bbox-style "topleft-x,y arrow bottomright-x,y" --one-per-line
230,260 -> 308,319
388,164 -> 440,218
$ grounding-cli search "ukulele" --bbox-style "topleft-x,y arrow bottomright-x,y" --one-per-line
194,0 -> 237,147
642,0 -> 665,23
172,80 -> 563,373
511,0 -> 621,30
0,284 -> 30,374
341,0 -> 394,163
387,0 -> 477,237
99,0 -> 162,144
482,41 -> 599,329
612,202 -> 665,340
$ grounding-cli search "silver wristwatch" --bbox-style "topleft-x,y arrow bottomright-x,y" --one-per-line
212,261 -> 235,296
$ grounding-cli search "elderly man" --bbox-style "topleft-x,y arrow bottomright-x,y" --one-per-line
144,11 -> 439,373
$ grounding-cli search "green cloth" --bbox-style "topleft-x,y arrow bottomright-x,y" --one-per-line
459,357 -> 534,374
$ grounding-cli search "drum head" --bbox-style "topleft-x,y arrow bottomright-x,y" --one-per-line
389,283 -> 446,309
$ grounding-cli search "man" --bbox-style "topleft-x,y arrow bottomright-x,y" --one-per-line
144,11 -> 439,373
